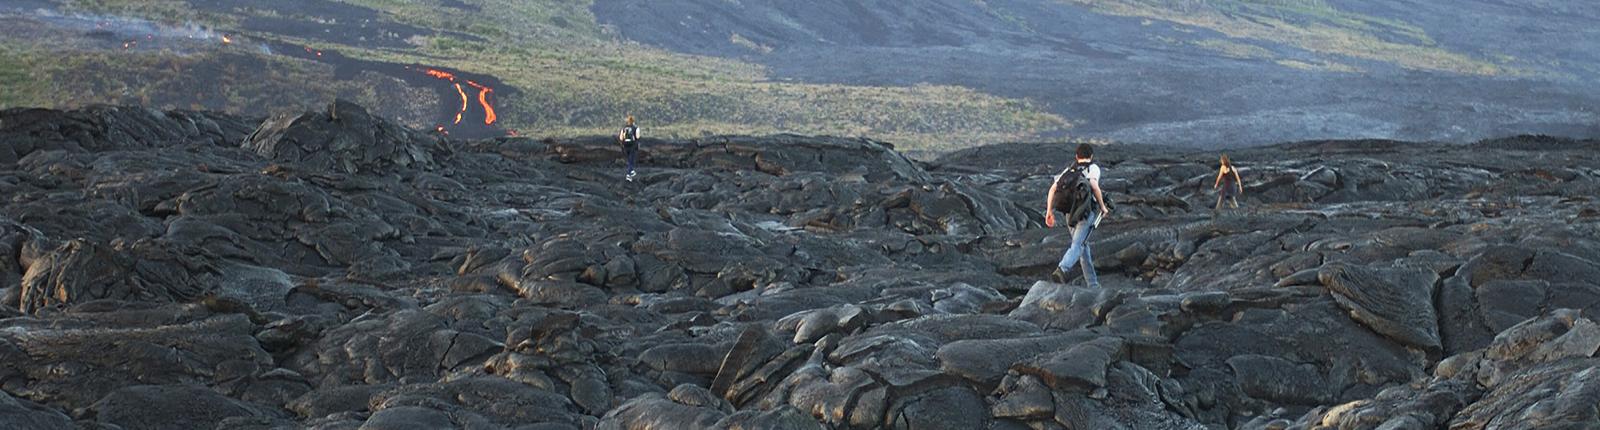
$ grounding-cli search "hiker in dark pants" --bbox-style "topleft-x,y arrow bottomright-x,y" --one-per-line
1046,144 -> 1109,288
619,116 -> 641,181
1214,154 -> 1242,212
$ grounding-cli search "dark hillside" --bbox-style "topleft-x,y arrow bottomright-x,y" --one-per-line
596,0 -> 1600,146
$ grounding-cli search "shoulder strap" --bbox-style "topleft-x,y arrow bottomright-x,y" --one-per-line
1069,161 -> 1091,175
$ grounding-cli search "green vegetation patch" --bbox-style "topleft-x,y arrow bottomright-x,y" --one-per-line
1059,0 -> 1507,76
0,46 -> 47,108
61,0 -> 229,25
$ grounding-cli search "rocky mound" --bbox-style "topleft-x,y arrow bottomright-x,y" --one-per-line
241,100 -> 454,176
2,102 -> 1600,429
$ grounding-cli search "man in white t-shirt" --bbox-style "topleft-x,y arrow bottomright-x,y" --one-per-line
1044,143 -> 1109,288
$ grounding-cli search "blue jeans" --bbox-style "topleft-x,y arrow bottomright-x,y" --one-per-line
624,142 -> 638,173
1058,211 -> 1100,288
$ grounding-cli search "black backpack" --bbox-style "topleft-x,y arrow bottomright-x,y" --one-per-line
1052,162 -> 1107,226
619,125 -> 638,145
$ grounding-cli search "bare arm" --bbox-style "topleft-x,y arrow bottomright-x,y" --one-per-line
1044,180 -> 1059,227
1046,181 -> 1058,213
1233,170 -> 1243,193
1214,170 -> 1223,189
1091,178 -> 1107,213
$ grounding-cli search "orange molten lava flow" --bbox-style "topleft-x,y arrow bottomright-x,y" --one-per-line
419,67 -> 499,125
424,69 -> 456,80
221,35 -> 233,44
478,88 -> 496,125
465,80 -> 496,125
453,83 -> 468,125
419,67 -> 499,127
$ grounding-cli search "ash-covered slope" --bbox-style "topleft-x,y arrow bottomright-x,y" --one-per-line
2,102 -> 1600,429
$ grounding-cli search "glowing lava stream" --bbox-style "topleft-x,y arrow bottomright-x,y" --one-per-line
466,80 -> 497,125
417,67 -> 497,126
453,83 -> 468,125
425,69 -> 453,80
479,88 -> 496,125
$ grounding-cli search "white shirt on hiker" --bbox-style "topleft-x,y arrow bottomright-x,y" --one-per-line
1055,163 -> 1101,184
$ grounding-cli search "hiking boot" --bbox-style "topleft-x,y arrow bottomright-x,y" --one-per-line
625,171 -> 636,182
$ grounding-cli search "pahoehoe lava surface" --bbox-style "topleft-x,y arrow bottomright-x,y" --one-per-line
3,102 -> 1600,429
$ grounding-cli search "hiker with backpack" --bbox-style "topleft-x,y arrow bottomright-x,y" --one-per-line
1045,144 -> 1110,288
618,116 -> 641,181
1213,154 -> 1243,212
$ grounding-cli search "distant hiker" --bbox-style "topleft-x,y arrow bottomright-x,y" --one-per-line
618,116 -> 641,181
1213,154 -> 1242,211
1046,143 -> 1110,288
